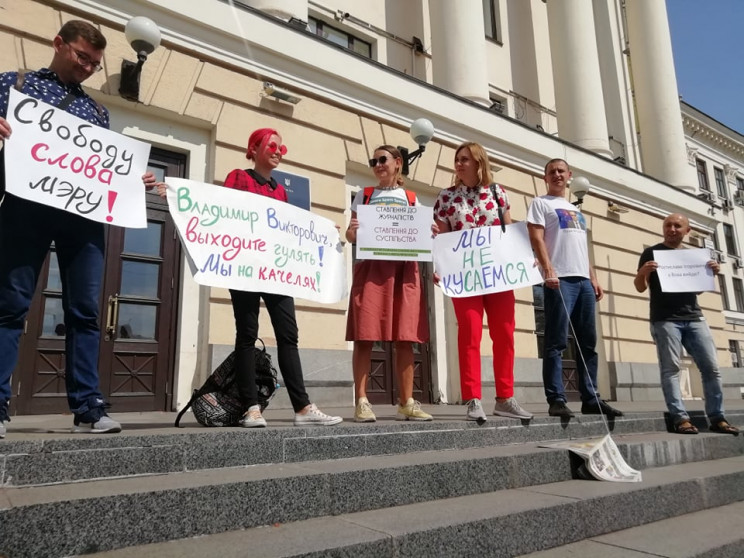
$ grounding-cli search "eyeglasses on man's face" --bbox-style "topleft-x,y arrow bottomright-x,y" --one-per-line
65,41 -> 103,73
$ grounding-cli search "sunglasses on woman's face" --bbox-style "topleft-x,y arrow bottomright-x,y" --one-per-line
266,142 -> 288,155
369,155 -> 391,167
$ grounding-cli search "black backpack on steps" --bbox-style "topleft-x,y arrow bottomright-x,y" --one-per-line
175,339 -> 278,427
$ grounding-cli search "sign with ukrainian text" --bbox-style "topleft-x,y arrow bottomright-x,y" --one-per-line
433,222 -> 543,297
165,177 -> 346,303
653,248 -> 715,292
355,203 -> 433,261
4,89 -> 149,228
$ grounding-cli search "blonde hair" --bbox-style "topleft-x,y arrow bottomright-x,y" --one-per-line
453,141 -> 492,186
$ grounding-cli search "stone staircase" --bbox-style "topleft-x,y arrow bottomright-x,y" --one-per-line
1,408 -> 743,558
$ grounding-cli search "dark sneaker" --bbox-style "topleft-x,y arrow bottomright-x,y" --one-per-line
581,400 -> 624,417
548,401 -> 575,418
73,414 -> 122,434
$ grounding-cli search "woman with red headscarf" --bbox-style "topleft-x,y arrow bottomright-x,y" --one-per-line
222,128 -> 342,428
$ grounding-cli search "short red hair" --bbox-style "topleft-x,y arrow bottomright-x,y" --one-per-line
246,128 -> 280,160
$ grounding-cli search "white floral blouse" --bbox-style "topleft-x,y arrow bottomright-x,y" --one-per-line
434,183 -> 510,231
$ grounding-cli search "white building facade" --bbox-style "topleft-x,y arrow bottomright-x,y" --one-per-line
2,0 -> 742,415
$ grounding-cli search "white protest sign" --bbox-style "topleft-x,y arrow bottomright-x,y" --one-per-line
165,178 -> 346,303
653,248 -> 715,293
355,203 -> 433,261
433,221 -> 543,298
4,89 -> 150,228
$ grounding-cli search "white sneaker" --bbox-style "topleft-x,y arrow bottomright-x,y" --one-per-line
0,420 -> 5,439
240,405 -> 267,428
354,397 -> 376,423
72,414 -> 122,434
466,398 -> 487,424
294,403 -> 343,426
493,397 -> 533,420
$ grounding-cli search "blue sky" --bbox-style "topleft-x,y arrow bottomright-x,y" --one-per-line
666,0 -> 744,135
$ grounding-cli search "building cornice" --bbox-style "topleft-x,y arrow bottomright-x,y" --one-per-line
682,110 -> 744,159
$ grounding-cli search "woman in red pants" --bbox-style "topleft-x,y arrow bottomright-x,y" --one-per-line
433,141 -> 532,423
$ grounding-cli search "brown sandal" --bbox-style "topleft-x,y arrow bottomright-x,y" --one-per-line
709,420 -> 739,435
675,420 -> 698,434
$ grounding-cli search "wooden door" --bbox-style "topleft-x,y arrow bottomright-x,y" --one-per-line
11,148 -> 185,414
365,261 -> 433,405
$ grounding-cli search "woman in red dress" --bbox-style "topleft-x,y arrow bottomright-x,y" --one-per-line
345,145 -> 432,423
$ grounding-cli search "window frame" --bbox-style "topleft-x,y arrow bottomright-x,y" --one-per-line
719,275 -> 730,310
730,340 -> 742,368
714,167 -> 728,199
307,16 -> 373,59
723,223 -> 739,257
483,0 -> 502,44
733,277 -> 744,313
696,159 -> 710,192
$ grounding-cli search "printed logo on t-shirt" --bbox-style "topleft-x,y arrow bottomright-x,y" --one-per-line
555,209 -> 586,231
369,194 -> 407,206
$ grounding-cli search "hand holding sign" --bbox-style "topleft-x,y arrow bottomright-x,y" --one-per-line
653,248 -> 715,292
164,178 -> 347,303
433,222 -> 543,297
4,89 -> 150,228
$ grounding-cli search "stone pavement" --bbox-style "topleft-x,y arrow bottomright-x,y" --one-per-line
2,398 -> 743,557
4,397 -> 744,439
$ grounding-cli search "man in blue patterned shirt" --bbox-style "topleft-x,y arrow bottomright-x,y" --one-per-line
0,20 -> 157,437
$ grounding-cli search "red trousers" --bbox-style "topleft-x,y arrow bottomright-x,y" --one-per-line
452,290 -> 515,401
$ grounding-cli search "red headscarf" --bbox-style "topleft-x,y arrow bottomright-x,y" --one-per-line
246,128 -> 279,160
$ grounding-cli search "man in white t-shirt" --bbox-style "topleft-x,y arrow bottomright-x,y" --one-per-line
526,159 -> 623,419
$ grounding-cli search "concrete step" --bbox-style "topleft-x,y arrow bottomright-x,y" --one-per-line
3,409 -> 742,487
1,432 -> 742,557
518,500 -> 744,557
75,456 -> 744,558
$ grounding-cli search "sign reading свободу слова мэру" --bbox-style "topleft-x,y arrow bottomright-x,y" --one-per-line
164,178 -> 347,304
433,221 -> 543,297
4,89 -> 150,228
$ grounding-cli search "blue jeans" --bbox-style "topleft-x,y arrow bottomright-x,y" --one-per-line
0,196 -> 106,419
542,277 -> 601,404
650,319 -> 724,424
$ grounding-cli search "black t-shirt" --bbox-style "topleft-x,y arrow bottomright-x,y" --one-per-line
638,243 -> 703,322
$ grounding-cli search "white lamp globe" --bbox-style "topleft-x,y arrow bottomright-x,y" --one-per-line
125,16 -> 161,55
571,176 -> 591,199
410,118 -> 434,146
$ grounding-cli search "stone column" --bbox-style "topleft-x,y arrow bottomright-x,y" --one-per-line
429,0 -> 490,106
625,0 -> 694,190
546,0 -> 612,156
240,0 -> 308,23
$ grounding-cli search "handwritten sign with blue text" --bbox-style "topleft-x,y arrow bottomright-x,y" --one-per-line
4,89 -> 150,228
433,221 -> 543,297
356,204 -> 433,261
165,177 -> 346,303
